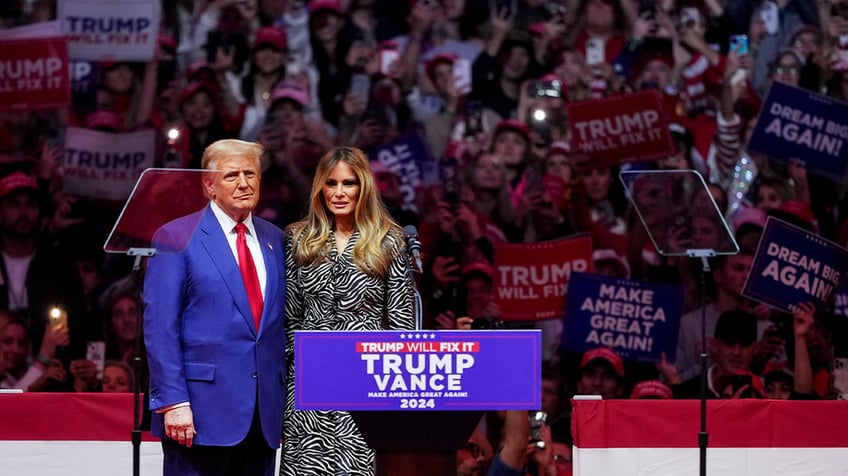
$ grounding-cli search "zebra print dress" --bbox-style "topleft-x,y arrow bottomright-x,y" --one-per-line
281,227 -> 415,476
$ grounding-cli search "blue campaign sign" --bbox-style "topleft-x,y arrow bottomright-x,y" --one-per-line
369,131 -> 438,213
743,217 -> 848,313
294,330 -> 541,411
747,81 -> 848,183
835,279 -> 848,317
560,272 -> 684,362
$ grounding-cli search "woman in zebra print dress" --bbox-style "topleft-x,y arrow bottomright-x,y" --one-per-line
281,147 -> 415,476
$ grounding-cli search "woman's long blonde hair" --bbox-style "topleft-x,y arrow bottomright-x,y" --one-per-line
288,147 -> 401,278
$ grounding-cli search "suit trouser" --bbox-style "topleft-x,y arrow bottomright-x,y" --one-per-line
161,403 -> 276,476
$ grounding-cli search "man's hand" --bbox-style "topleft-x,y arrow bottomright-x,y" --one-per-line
164,406 -> 196,447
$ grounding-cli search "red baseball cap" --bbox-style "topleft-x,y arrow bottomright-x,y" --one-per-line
186,59 -> 215,81
528,22 -> 546,37
494,118 -> 530,142
270,81 -> 309,107
630,379 -> 673,399
778,199 -> 816,228
84,110 -> 122,132
180,81 -> 218,106
462,260 -> 495,282
158,34 -> 178,55
731,207 -> 767,233
310,0 -> 344,15
546,141 -> 570,158
424,53 -> 457,80
0,171 -> 38,198
253,26 -> 288,52
410,0 -> 442,9
579,347 -> 624,379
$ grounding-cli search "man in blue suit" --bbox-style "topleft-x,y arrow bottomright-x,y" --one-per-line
143,139 -> 286,476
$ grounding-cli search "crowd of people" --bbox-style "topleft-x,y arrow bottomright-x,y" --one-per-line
2,0 -> 848,475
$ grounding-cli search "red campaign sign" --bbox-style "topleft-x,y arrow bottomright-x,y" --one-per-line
0,36 -> 70,111
494,235 -> 593,321
567,90 -> 674,166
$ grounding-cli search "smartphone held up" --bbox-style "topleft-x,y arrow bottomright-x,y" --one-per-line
49,307 -> 69,332
379,41 -> 400,76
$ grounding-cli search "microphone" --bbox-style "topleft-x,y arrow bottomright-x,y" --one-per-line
403,225 -> 423,273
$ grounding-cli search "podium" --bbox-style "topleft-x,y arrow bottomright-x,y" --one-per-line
294,330 -> 542,476
352,410 -> 484,476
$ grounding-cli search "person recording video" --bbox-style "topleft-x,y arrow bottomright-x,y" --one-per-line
424,157 -> 500,330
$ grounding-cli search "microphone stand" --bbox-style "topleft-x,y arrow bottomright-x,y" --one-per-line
128,246 -> 155,476
405,266 -> 423,331
403,227 -> 424,330
687,249 -> 714,476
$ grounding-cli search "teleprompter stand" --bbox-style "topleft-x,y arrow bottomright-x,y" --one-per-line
620,169 -> 740,476
103,169 -> 210,476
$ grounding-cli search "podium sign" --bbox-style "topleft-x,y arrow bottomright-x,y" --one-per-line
295,330 -> 541,411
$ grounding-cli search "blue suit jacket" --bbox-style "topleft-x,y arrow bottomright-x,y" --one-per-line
143,205 -> 286,447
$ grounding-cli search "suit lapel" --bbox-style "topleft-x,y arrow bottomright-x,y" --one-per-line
197,206 -> 257,336
255,219 -> 278,336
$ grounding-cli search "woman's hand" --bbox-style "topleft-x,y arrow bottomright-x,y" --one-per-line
526,423 -> 555,475
454,204 -> 482,242
792,301 -> 815,340
70,359 -> 100,392
38,144 -> 63,180
455,316 -> 474,330
39,324 -> 71,360
431,255 -> 461,289
490,4 -> 514,39
49,194 -> 86,234
656,351 -> 681,385
28,359 -> 68,391
434,310 -> 457,330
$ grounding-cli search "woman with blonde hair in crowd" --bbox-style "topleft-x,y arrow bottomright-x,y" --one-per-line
101,360 -> 134,393
0,312 -> 69,391
282,146 -> 415,476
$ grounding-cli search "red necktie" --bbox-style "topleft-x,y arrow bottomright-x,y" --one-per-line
235,222 -> 263,330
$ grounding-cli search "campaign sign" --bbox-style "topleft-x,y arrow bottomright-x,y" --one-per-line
0,19 -> 62,41
369,131 -> 437,214
70,61 -> 99,114
63,127 -> 155,201
747,81 -> 848,183
743,217 -> 848,313
567,90 -> 673,166
294,330 -> 541,411
58,0 -> 160,61
495,236 -> 593,321
0,36 -> 70,111
560,272 -> 684,362
835,279 -> 848,317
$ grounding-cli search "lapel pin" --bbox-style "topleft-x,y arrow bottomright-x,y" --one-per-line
267,242 -> 273,251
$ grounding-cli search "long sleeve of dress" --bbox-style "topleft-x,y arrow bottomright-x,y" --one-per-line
385,231 -> 415,331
